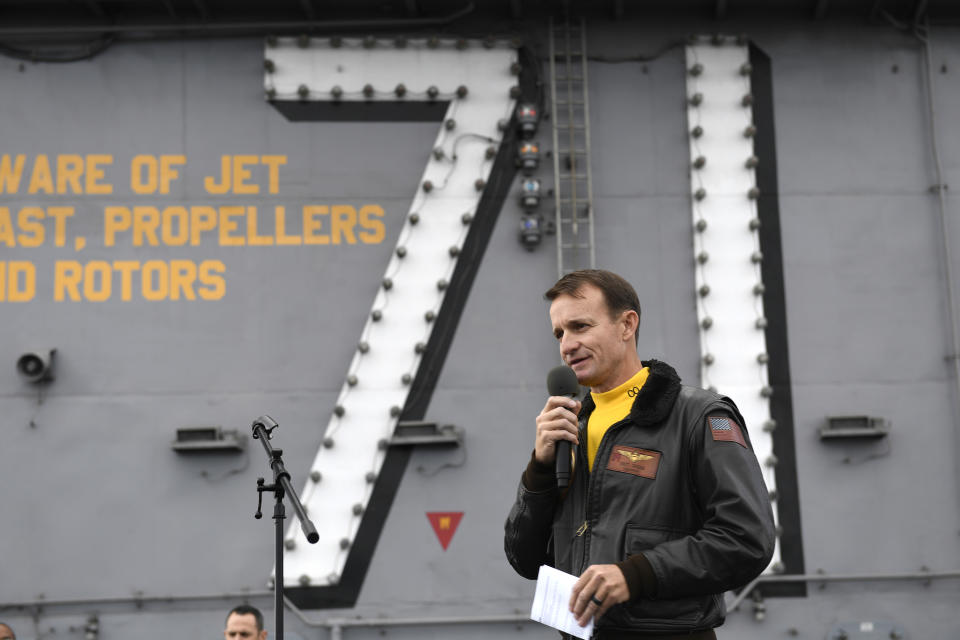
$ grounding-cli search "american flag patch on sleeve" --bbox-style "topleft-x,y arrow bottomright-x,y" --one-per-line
708,415 -> 747,448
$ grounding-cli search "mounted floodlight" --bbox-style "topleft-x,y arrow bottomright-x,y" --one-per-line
518,142 -> 540,174
519,213 -> 543,249
520,178 -> 542,209
517,103 -> 538,137
17,349 -> 56,383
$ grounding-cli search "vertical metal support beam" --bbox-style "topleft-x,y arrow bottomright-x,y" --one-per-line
748,41 -> 806,593
548,18 -> 563,278
548,18 -> 596,277
563,22 -> 578,249
579,20 -> 596,271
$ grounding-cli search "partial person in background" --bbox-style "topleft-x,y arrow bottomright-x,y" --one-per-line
0,622 -> 14,640
224,605 -> 267,640
505,269 -> 776,639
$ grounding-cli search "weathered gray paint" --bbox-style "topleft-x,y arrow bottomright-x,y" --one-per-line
1,14 -> 959,640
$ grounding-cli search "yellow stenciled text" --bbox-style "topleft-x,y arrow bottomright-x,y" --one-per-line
0,154 -> 113,195
130,155 -> 186,195
54,259 -> 226,302
0,261 -> 36,302
204,155 -> 287,195
0,206 -> 76,247
103,204 -> 385,247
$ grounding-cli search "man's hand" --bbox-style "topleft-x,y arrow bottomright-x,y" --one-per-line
534,396 -> 581,464
570,564 -> 630,626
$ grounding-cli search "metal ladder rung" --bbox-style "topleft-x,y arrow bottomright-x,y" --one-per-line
555,99 -> 585,106
560,243 -> 593,249
555,148 -> 588,155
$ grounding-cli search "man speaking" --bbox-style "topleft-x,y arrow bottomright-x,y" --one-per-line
504,270 -> 775,639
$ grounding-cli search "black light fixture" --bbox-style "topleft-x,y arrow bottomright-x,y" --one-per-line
517,103 -> 538,138
518,142 -> 540,174
520,178 -> 541,209
519,213 -> 543,249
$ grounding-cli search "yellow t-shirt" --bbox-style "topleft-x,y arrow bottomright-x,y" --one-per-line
587,367 -> 650,471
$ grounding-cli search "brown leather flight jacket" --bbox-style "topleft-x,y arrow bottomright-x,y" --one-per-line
504,359 -> 776,636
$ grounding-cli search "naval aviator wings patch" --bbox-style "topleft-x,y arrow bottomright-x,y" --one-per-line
708,415 -> 747,448
606,446 -> 661,479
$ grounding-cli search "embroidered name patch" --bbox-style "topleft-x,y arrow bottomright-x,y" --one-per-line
708,415 -> 747,448
606,446 -> 660,479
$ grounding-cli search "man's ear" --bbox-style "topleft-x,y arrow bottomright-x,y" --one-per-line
259,631 -> 268,640
621,310 -> 639,341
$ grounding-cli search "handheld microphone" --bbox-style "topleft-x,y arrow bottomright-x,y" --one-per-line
547,365 -> 580,489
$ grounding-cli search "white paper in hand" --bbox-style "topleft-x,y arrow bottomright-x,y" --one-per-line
529,565 -> 595,640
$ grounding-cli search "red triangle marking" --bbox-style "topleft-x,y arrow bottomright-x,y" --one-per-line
426,512 -> 464,551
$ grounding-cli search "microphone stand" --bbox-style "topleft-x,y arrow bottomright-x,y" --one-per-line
251,415 -> 320,640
